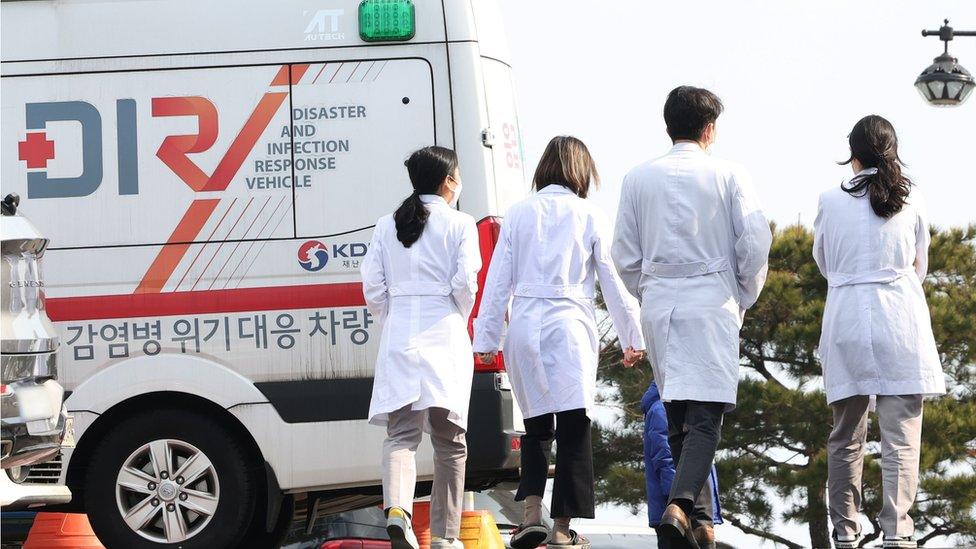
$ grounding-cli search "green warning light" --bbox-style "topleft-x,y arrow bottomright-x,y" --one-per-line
359,0 -> 416,42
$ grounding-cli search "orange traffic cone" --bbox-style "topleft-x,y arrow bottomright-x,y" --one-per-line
23,513 -> 104,548
411,501 -> 432,549
459,510 -> 505,549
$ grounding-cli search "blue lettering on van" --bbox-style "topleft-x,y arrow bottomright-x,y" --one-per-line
18,100 -> 140,199
22,101 -> 102,199
331,243 -> 368,258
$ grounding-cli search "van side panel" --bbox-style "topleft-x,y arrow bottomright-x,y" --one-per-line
3,59 -> 435,389
0,0 -> 453,62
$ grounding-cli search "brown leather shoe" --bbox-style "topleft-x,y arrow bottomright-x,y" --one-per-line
694,524 -> 716,549
659,504 -> 699,549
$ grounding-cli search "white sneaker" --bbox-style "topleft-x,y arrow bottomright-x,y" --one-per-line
430,537 -> 465,548
386,507 -> 420,549
832,530 -> 862,549
883,537 -> 917,549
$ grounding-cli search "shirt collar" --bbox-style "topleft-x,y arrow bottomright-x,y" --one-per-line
670,141 -> 705,153
842,168 -> 879,190
537,184 -> 576,196
419,194 -> 447,205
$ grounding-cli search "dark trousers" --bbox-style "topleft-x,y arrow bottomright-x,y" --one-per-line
516,408 -> 595,519
664,400 -> 724,527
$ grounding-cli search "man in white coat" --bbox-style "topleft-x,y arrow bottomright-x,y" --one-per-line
612,86 -> 772,548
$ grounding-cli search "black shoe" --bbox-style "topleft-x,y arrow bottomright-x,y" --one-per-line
509,523 -> 551,549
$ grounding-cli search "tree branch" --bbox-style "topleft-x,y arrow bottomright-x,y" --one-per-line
918,526 -> 955,546
741,446 -> 804,470
742,350 -> 789,390
728,514 -> 805,549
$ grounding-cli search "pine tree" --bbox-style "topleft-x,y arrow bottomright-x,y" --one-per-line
593,224 -> 976,548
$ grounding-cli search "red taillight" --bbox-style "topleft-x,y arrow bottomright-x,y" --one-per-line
0,384 -> 9,396
470,216 -> 506,373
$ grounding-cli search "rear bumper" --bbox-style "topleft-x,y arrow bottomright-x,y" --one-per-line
0,467 -> 72,509
465,371 -> 522,483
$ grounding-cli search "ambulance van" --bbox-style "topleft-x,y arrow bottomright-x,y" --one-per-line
1,1 -> 526,546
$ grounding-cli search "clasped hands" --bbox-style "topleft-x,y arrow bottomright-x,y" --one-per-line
476,347 -> 645,368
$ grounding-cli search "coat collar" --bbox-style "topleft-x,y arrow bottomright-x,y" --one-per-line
419,194 -> 447,205
842,167 -> 879,190
536,184 -> 576,196
670,141 -> 706,153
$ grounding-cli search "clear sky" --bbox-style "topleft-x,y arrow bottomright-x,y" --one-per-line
499,1 -> 975,546
500,0 -> 976,233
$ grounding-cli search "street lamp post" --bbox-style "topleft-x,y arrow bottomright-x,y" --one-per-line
915,19 -> 976,107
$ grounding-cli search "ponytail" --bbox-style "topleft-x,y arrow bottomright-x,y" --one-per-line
394,146 -> 458,248
840,115 -> 912,219
394,192 -> 430,248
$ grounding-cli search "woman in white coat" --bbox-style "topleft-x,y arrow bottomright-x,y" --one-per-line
361,146 -> 481,549
473,136 -> 645,549
814,115 -> 945,549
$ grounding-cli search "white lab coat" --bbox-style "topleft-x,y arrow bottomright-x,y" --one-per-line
813,173 -> 945,404
472,185 -> 645,419
361,195 -> 482,430
612,143 -> 772,410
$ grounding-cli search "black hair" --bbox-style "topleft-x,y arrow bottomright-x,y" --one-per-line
394,146 -> 458,248
664,86 -> 724,142
840,115 -> 912,219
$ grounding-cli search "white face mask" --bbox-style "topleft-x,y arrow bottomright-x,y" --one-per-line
449,179 -> 463,207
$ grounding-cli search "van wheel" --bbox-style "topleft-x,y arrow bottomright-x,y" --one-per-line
85,408 -> 257,549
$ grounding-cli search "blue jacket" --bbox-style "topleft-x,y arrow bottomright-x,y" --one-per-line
642,382 -> 723,526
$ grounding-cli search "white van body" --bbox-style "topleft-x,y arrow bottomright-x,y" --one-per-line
1,1 -> 525,546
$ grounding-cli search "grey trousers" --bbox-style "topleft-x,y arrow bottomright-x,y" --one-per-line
383,406 -> 467,539
827,395 -> 924,539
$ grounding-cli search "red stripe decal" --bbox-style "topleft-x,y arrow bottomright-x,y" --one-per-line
205,92 -> 288,191
270,65 -> 290,86
190,197 -> 254,291
47,283 -> 366,322
291,64 -> 310,84
135,199 -> 220,294
174,198 -> 238,291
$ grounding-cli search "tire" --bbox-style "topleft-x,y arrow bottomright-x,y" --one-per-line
85,407 -> 259,549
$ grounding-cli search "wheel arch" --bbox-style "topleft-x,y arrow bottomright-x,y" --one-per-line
64,390 -> 269,511
61,354 -> 276,513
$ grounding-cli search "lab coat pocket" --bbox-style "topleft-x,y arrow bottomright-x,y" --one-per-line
828,299 -> 876,385
665,307 -> 739,399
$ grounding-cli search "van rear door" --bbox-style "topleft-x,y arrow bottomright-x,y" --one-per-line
481,59 -> 526,213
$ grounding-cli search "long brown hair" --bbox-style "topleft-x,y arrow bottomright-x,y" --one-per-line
839,115 -> 912,219
532,136 -> 599,198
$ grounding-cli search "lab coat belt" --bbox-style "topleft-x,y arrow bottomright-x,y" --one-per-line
826,267 -> 915,288
513,283 -> 594,299
388,282 -> 452,297
641,257 -> 730,278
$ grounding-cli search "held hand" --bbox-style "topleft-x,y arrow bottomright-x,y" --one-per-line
621,347 -> 646,368
477,351 -> 498,365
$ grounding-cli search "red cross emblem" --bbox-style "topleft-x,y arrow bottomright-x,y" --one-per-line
18,132 -> 56,169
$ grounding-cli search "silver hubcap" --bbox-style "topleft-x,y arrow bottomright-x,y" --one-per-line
115,439 -> 220,543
